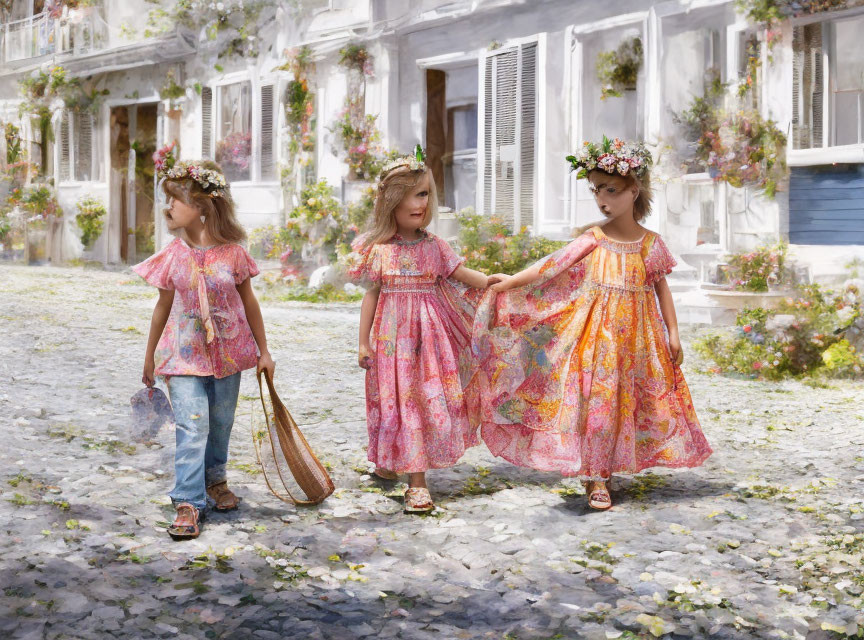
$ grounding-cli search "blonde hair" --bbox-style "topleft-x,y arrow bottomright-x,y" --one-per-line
588,169 -> 653,222
162,160 -> 247,244
360,167 -> 437,248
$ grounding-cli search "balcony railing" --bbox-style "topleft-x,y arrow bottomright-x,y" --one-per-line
2,9 -> 109,65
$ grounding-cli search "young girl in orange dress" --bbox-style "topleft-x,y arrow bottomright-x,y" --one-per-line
474,137 -> 712,510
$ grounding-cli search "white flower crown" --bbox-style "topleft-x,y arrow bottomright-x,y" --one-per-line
159,161 -> 228,199
379,145 -> 427,181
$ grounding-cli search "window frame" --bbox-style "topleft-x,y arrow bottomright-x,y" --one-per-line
788,8 -> 864,166
213,76 -> 254,185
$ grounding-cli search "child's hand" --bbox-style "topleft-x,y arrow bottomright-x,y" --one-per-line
142,358 -> 155,388
669,332 -> 684,366
358,344 -> 373,370
257,350 -> 276,379
488,273 -> 512,292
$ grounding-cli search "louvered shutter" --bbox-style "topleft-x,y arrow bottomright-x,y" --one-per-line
519,43 -> 537,230
75,112 -> 92,181
483,55 -> 493,216
201,86 -> 213,158
59,112 -> 70,182
792,23 -> 824,149
260,84 -> 275,180
481,42 -> 538,231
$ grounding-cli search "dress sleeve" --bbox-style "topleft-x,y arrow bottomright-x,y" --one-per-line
346,234 -> 382,284
435,235 -> 466,277
233,245 -> 260,285
534,231 -> 598,287
132,243 -> 176,290
643,234 -> 676,285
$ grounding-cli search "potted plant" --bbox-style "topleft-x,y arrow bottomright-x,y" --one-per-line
75,194 -> 106,251
596,36 -> 643,100
19,183 -> 60,265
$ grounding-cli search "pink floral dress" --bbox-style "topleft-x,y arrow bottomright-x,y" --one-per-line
133,237 -> 260,379
472,227 -> 712,479
347,230 -> 480,472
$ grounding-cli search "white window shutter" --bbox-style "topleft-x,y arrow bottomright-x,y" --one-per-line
792,24 -> 823,149
481,42 -> 538,231
519,42 -> 537,230
75,112 -> 92,181
59,112 -> 71,182
260,84 -> 275,180
201,86 -> 213,158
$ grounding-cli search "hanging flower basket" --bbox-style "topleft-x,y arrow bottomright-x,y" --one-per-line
596,36 -> 643,100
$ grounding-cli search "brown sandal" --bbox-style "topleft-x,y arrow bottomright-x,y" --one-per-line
168,502 -> 203,540
404,487 -> 434,514
207,481 -> 239,511
373,468 -> 398,481
584,481 -> 612,511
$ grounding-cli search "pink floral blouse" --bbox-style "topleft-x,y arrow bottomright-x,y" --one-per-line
133,237 -> 260,379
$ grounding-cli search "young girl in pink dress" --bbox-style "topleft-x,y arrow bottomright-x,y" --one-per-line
475,138 -> 712,510
135,159 -> 275,539
348,150 -> 488,513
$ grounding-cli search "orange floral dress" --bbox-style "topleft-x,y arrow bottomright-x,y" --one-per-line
471,227 -> 712,479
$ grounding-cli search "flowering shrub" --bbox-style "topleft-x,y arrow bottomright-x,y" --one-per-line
159,69 -> 186,102
701,109 -> 786,197
19,184 -> 60,228
456,208 -> 566,275
736,0 -> 856,25
330,110 -> 384,180
74,195 -> 106,249
694,282 -> 864,379
152,140 -> 177,173
215,131 -> 252,181
338,44 -> 374,77
722,241 -> 789,291
279,46 -> 316,159
676,76 -> 787,196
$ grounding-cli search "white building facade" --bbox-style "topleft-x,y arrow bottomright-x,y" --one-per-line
1,0 -> 863,283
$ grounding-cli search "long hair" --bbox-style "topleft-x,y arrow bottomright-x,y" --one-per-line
588,168 -> 653,222
360,166 -> 437,248
161,160 -> 247,244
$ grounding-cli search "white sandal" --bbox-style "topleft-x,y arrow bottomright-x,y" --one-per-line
404,487 -> 434,513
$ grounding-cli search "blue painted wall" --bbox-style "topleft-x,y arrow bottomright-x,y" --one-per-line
789,165 -> 864,245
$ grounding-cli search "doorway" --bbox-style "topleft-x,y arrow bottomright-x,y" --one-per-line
424,64 -> 479,214
109,102 -> 157,264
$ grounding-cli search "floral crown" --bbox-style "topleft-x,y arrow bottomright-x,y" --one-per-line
379,145 -> 426,181
566,136 -> 652,180
153,142 -> 228,199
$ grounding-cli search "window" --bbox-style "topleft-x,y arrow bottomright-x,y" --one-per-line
480,41 -> 537,230
793,14 -> 864,149
833,15 -> 864,146
216,82 -> 252,182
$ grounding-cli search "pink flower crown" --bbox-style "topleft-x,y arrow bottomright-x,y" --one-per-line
566,136 -> 652,180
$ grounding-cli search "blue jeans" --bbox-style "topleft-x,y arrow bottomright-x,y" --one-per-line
166,373 -> 242,511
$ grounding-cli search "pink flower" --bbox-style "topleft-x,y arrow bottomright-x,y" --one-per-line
752,361 -> 762,370
743,324 -> 752,333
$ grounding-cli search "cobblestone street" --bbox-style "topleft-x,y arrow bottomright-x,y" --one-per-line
1,264 -> 863,640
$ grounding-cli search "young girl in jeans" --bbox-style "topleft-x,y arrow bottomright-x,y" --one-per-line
135,159 -> 274,539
